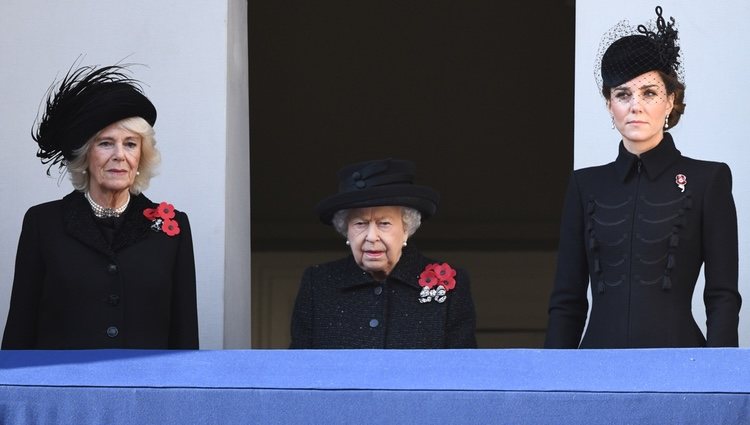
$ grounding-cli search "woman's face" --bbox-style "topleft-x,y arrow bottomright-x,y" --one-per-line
87,121 -> 142,198
607,70 -> 674,154
346,206 -> 408,280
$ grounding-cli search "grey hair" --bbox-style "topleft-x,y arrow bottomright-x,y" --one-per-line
332,206 -> 422,238
66,117 -> 160,195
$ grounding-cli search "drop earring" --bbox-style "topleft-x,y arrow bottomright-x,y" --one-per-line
611,116 -> 615,129
664,114 -> 670,129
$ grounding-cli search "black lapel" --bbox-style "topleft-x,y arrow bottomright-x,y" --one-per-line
63,191 -> 115,259
63,191 -> 156,258
388,245 -> 427,290
111,193 -> 154,252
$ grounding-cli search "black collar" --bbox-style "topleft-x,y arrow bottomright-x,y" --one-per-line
63,190 -> 155,259
336,245 -> 426,290
614,132 -> 682,182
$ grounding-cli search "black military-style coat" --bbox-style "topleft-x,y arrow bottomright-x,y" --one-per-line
2,190 -> 199,349
545,133 -> 741,348
290,245 -> 477,349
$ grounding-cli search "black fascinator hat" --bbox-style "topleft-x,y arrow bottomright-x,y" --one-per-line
315,158 -> 440,225
33,63 -> 157,174
599,6 -> 681,89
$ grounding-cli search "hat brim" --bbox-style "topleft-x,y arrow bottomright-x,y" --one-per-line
315,184 -> 439,225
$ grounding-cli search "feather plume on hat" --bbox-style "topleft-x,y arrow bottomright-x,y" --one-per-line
32,63 -> 157,175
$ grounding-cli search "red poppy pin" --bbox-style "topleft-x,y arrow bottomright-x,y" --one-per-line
675,174 -> 687,192
418,263 -> 457,303
143,201 -> 181,236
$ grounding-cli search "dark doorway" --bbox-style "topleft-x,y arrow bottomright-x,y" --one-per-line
249,1 -> 575,348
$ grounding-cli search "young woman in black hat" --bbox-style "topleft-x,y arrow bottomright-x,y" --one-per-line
290,158 -> 477,348
545,6 -> 741,348
2,64 -> 198,349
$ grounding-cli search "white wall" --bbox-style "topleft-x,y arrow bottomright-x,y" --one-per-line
224,0 -> 252,348
0,0 -> 250,349
576,1 -> 750,346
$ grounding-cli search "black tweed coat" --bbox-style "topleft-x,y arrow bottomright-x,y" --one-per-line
2,190 -> 198,349
545,133 -> 741,348
290,245 -> 477,349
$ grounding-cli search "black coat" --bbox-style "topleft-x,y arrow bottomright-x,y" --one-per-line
2,191 -> 198,349
545,134 -> 741,348
290,245 -> 477,348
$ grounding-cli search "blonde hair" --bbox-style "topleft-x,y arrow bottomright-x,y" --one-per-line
67,117 -> 160,195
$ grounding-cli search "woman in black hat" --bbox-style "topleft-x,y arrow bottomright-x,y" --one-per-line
290,158 -> 477,348
2,64 -> 198,349
545,6 -> 741,348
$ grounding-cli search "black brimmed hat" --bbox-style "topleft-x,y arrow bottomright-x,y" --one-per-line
33,63 -> 157,173
315,158 -> 440,225
598,6 -> 681,89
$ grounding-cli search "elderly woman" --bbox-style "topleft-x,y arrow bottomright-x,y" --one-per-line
545,6 -> 741,348
290,158 -> 477,348
2,64 -> 198,349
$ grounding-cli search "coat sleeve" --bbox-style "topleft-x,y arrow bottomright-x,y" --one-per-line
702,163 -> 741,347
289,266 -> 315,348
168,211 -> 199,349
2,208 -> 44,349
544,172 -> 590,348
444,268 -> 477,348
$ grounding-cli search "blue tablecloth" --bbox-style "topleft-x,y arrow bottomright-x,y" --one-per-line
1,349 -> 748,424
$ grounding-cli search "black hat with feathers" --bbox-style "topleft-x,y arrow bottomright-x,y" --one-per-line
33,63 -> 156,174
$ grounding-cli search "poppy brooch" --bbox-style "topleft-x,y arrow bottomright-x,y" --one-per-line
675,174 -> 687,192
143,202 -> 181,236
418,263 -> 457,303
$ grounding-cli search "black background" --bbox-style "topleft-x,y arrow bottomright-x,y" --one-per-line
249,1 -> 576,252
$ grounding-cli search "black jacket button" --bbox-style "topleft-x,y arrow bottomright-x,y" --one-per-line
374,286 -> 383,295
106,326 -> 119,338
107,264 -> 118,274
107,294 -> 120,306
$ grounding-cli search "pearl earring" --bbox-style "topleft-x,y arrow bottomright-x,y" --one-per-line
403,240 -> 407,247
136,171 -> 140,176
664,114 -> 670,129
345,240 -> 350,246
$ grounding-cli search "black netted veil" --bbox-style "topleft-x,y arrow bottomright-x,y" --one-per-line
595,6 -> 683,93
32,63 -> 156,175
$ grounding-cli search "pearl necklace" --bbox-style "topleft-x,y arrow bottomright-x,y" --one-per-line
85,191 -> 130,218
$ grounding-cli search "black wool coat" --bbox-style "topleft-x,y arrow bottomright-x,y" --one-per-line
2,190 -> 199,349
290,245 -> 477,349
545,134 -> 741,348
